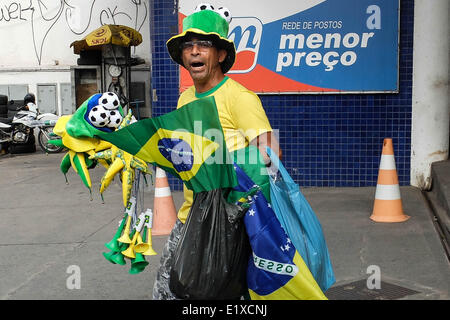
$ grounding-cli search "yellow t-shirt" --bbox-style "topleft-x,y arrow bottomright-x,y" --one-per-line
176,76 -> 272,223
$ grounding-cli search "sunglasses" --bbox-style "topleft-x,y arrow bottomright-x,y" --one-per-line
180,40 -> 214,51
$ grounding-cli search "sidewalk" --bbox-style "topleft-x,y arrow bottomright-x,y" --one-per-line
0,148 -> 448,300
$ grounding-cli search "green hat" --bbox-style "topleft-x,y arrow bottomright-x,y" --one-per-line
66,93 -> 124,139
166,8 -> 236,73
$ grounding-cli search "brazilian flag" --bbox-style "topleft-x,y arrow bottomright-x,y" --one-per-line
96,96 -> 237,193
233,162 -> 327,300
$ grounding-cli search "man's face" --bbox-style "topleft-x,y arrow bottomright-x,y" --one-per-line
181,36 -> 227,85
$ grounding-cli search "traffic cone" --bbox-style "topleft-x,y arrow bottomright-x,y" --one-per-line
370,138 -> 410,223
152,167 -> 177,235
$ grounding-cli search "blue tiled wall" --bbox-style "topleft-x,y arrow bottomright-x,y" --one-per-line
151,0 -> 413,190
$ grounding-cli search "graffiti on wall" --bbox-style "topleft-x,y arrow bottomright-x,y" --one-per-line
0,0 -> 148,65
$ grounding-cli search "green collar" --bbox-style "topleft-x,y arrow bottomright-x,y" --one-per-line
195,76 -> 229,98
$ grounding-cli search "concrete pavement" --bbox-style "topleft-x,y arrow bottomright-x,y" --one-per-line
0,147 -> 448,300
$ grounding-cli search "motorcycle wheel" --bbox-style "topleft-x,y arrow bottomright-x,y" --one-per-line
38,127 -> 64,153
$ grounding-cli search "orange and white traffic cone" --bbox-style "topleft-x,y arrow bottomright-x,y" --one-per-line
152,167 -> 177,235
370,138 -> 410,223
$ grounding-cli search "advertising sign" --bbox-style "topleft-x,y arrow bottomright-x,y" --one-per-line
179,0 -> 399,93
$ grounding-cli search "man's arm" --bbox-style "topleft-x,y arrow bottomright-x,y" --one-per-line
250,131 -> 282,166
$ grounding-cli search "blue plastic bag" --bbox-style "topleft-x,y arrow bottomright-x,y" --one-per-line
266,147 -> 335,292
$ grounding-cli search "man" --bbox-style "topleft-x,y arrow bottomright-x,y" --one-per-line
152,5 -> 282,300
23,93 -> 38,113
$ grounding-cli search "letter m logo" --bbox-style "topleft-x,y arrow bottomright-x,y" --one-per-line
227,17 -> 263,74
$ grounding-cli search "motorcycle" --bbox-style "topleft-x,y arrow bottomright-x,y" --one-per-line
0,100 -> 64,154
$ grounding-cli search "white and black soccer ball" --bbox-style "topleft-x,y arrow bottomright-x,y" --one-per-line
88,105 -> 110,127
106,109 -> 123,129
194,3 -> 214,12
216,7 -> 231,23
98,92 -> 120,110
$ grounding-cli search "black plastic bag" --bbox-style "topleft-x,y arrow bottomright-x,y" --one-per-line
169,188 -> 251,300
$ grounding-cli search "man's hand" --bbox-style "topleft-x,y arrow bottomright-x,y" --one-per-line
250,131 -> 282,166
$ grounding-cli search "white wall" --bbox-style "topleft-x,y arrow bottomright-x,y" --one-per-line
0,0 -> 150,115
0,0 -> 150,67
0,66 -> 71,100
411,0 -> 450,189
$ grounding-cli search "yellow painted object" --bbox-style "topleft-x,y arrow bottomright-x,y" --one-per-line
90,114 -> 150,207
52,115 -> 112,191
53,112 -> 148,203
71,25 -> 143,54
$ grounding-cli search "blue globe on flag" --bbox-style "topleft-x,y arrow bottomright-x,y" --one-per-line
158,138 -> 194,172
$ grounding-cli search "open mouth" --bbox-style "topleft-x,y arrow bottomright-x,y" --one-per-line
190,62 -> 205,69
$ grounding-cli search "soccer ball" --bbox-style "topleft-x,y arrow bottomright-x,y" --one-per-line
98,92 -> 120,110
88,105 -> 109,127
194,3 -> 214,12
106,109 -> 123,129
216,7 -> 232,23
